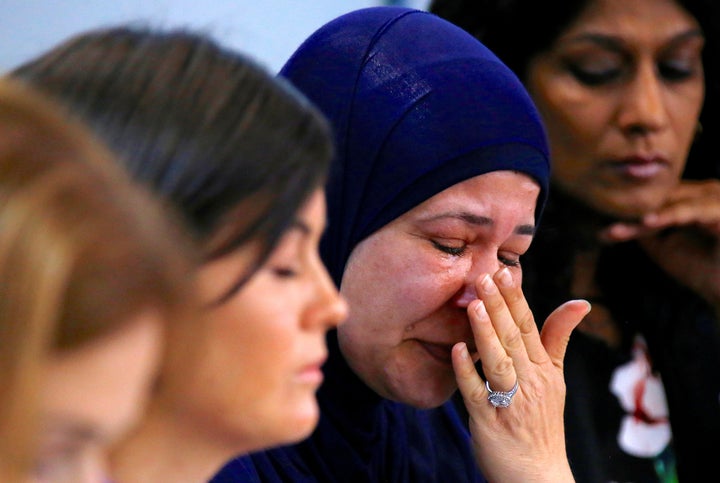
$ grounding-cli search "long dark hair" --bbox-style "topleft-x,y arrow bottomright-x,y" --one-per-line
12,26 -> 333,302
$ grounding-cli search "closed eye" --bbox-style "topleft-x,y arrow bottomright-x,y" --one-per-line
568,64 -> 622,86
272,267 -> 298,278
658,61 -> 695,82
432,240 -> 465,256
499,255 -> 520,268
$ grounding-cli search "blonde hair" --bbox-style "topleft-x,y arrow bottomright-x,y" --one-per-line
0,77 -> 195,480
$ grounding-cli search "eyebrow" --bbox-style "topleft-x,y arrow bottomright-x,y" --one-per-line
44,421 -> 104,444
288,217 -> 329,238
420,211 -> 536,236
564,29 -> 705,52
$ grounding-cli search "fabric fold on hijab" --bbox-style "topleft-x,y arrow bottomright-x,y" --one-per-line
279,6 -> 550,284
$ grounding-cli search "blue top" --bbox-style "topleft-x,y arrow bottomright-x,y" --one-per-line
211,6 -> 550,482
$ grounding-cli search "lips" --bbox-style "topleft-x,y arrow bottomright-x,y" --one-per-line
298,355 -> 327,386
608,155 -> 669,181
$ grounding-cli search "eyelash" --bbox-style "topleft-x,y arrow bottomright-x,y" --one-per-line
568,64 -> 620,86
432,241 -> 521,267
272,266 -> 297,278
568,62 -> 695,87
432,240 -> 465,256
499,256 -> 520,268
657,62 -> 695,81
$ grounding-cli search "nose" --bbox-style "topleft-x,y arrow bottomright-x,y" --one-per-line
617,61 -> 668,136
453,251 -> 499,308
306,256 -> 349,329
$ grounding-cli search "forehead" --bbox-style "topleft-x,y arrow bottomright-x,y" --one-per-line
562,0 -> 700,41
295,188 -> 326,225
406,171 -> 539,221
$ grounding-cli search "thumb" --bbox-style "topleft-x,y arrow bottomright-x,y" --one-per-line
540,299 -> 591,367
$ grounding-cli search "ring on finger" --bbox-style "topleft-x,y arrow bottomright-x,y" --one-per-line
485,379 -> 519,408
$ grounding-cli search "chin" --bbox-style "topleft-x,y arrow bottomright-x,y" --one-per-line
279,403 -> 320,443
241,399 -> 320,451
589,191 -> 668,221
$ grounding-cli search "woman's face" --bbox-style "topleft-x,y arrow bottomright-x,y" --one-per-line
171,188 -> 347,451
34,312 -> 164,483
337,171 -> 539,408
526,0 -> 704,219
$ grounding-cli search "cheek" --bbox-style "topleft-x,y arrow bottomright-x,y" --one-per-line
530,75 -> 609,168
670,89 -> 704,152
220,295 -> 294,367
340,241 -> 464,337
544,96 -> 607,148
180,290 -> 293,407
544,102 -> 608,188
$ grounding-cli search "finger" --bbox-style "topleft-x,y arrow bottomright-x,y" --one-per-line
644,201 -> 720,232
643,180 -> 720,230
476,274 -> 527,389
493,267 -> 546,364
467,299 -> 515,388
598,222 -> 647,243
451,341 -> 486,410
540,299 -> 591,367
662,179 -> 720,202
601,201 -> 720,242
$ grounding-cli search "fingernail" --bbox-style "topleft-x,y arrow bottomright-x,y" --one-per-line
572,299 -> 592,315
458,342 -> 469,360
475,300 -> 488,320
497,267 -> 512,287
581,299 -> 592,315
480,274 -> 494,294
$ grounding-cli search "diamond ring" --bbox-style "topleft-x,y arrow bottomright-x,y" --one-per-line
485,379 -> 519,408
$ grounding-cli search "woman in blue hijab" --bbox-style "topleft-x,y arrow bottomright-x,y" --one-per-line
212,7 -> 590,482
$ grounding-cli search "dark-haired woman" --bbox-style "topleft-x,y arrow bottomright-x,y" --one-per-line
13,28 -> 348,483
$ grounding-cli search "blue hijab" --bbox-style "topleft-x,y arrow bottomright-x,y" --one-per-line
282,6 -> 549,286
211,7 -> 549,482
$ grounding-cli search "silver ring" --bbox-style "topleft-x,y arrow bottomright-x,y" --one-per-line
485,379 -> 519,408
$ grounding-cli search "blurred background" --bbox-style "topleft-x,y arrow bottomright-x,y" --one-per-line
1,0 -> 430,74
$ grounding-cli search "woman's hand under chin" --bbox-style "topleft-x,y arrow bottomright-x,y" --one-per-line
452,268 -> 590,482
598,179 -> 720,310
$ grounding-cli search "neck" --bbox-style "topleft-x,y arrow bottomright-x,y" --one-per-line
109,399 -> 248,483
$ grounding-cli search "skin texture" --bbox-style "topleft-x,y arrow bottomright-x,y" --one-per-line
527,0 -> 720,311
339,171 -> 539,408
34,312 -> 164,483
338,171 -> 589,480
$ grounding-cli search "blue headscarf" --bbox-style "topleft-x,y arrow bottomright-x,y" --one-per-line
211,7 -> 548,482
280,6 -> 550,285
